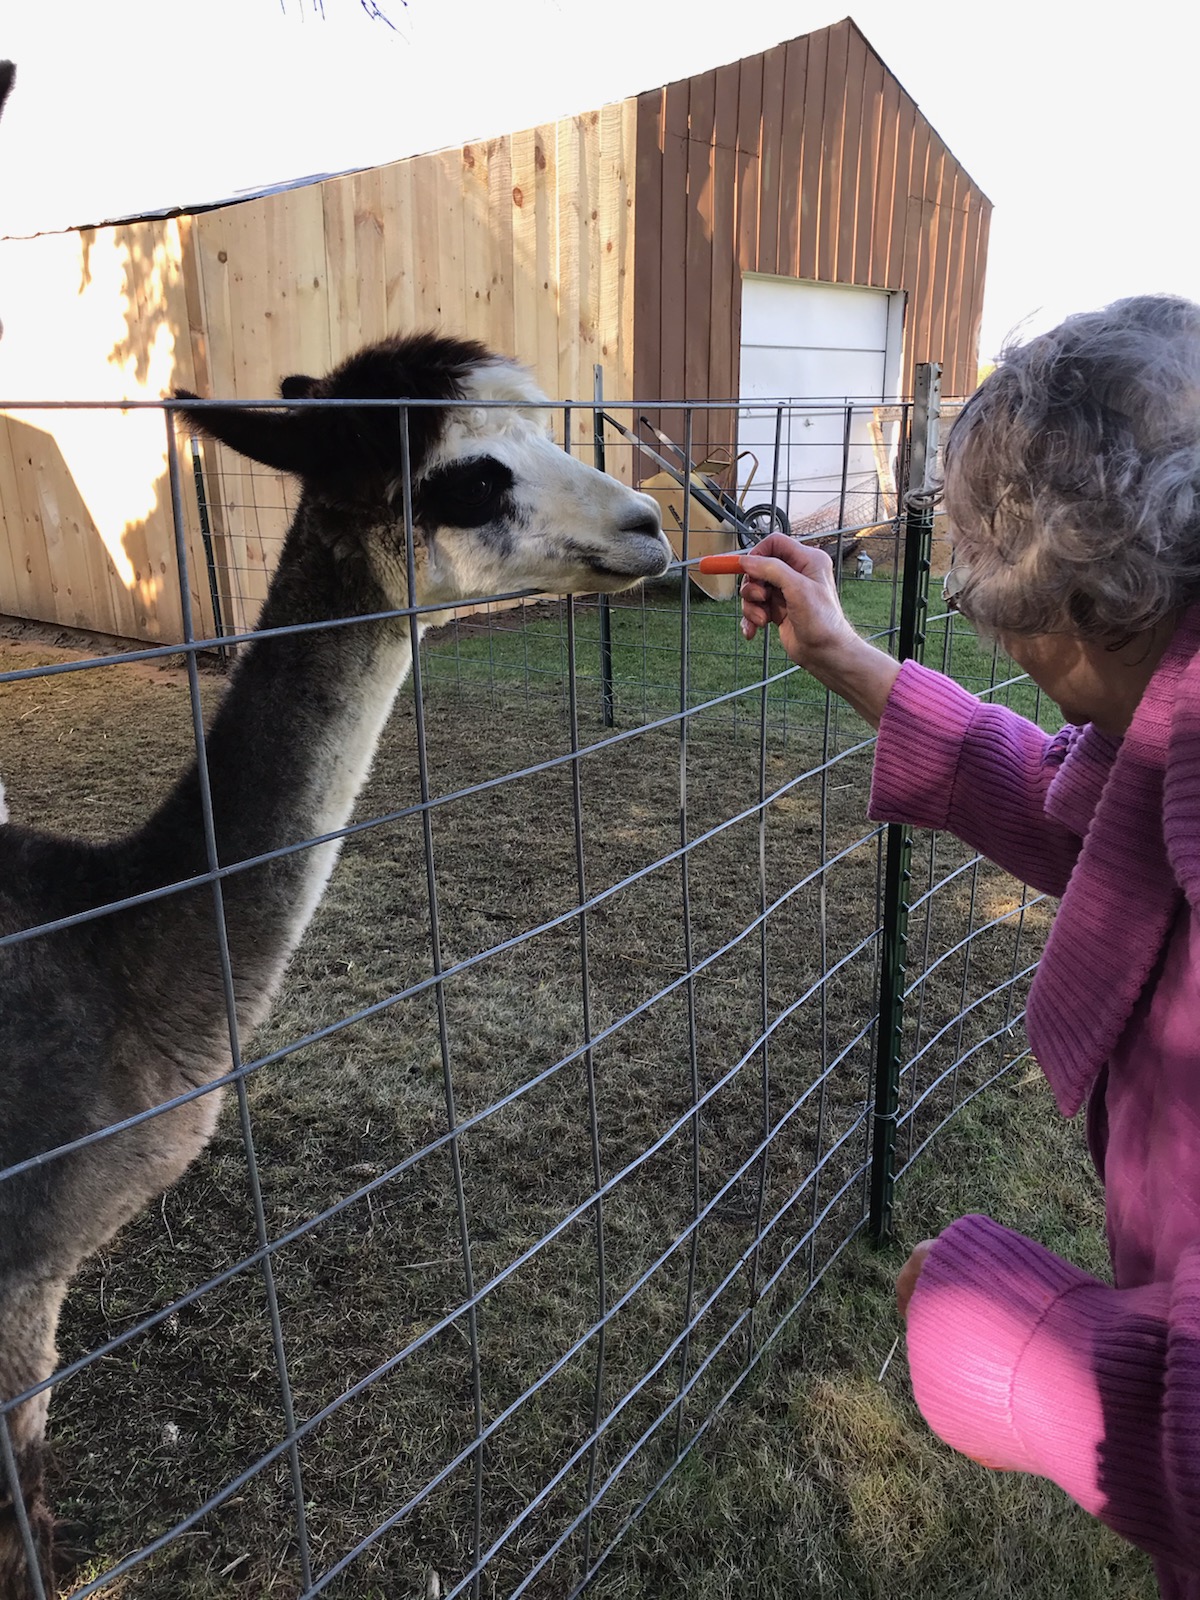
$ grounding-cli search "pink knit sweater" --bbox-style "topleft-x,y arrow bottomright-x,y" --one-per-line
868,605 -> 1200,1596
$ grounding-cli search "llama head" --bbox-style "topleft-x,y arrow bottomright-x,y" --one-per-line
175,333 -> 671,610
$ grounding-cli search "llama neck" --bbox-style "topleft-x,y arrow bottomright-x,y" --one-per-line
132,514 -> 417,1031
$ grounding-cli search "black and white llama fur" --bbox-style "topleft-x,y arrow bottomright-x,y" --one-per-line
0,331 -> 669,1596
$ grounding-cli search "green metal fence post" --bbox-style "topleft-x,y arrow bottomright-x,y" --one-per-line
869,362 -> 941,1242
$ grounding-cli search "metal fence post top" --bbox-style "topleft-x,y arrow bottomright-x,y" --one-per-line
909,363 -> 943,500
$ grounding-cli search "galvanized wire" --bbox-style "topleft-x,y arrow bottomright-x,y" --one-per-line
669,405 -> 704,1458
0,386 -> 1050,1597
399,406 -> 486,1598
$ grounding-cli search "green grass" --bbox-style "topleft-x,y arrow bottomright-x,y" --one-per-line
584,1064 -> 1153,1600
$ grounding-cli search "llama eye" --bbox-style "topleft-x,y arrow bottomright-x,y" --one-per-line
458,467 -> 499,507
417,457 -> 515,529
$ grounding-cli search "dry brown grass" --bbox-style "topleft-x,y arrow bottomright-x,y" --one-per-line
0,621 -> 1152,1600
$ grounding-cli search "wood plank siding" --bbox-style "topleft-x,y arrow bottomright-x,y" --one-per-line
0,111 -> 639,639
0,218 -> 213,642
633,17 -> 991,434
181,111 -> 638,631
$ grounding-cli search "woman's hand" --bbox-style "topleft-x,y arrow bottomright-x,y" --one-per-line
739,534 -> 902,728
739,534 -> 856,662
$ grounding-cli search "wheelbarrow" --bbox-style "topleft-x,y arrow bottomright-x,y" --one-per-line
600,413 -> 789,600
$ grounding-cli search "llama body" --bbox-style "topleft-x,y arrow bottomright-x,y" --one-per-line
0,332 -> 669,1595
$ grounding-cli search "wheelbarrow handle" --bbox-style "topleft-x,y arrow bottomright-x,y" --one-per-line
637,415 -> 690,466
598,412 -> 759,543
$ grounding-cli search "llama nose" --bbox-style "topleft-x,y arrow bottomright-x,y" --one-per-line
620,507 -> 663,539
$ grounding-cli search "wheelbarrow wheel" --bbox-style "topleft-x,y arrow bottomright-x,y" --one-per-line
738,503 -> 790,547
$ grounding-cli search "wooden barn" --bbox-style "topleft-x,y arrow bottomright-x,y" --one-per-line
0,17 -> 990,645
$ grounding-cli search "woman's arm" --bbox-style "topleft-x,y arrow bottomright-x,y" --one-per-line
905,1216 -> 1200,1572
740,536 -> 1084,895
869,660 -> 1084,895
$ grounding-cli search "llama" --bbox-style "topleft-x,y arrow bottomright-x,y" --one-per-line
0,331 -> 670,1596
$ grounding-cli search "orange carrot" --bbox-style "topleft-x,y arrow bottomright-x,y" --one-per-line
697,553 -> 746,575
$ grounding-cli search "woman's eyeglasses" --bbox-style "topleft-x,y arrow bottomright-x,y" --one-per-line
943,556 -> 968,614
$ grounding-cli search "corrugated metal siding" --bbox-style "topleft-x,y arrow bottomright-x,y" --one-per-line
633,17 -> 991,426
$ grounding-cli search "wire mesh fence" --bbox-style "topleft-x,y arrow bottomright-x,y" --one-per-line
0,374 -> 1051,1598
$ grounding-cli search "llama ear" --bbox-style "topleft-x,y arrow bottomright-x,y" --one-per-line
173,388 -> 411,485
280,373 -> 319,400
0,63 -> 14,124
173,389 -> 335,478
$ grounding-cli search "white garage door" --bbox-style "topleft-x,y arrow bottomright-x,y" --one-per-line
738,275 -> 904,529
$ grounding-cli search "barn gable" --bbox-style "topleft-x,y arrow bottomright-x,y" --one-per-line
634,18 -> 989,412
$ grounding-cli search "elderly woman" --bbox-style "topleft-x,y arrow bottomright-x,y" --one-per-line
739,294 -> 1200,1598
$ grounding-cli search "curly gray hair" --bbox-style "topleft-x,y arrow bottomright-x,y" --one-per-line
942,294 -> 1200,640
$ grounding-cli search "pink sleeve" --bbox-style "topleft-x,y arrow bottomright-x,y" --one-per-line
907,1215 -> 1200,1570
869,660 -> 1082,895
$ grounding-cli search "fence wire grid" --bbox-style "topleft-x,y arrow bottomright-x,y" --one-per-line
0,377 -> 1054,1599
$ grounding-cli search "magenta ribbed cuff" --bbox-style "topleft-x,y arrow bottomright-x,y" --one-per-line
906,1215 -> 1200,1568
907,1215 -> 1103,1487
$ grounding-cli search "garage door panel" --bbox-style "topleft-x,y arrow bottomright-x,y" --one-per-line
740,276 -> 891,350
739,408 -> 850,455
740,345 -> 889,401
738,275 -> 900,527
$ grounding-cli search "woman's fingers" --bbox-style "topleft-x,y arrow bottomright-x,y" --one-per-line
742,530 -> 820,568
738,579 -> 774,614
740,543 -> 839,626
737,534 -> 861,678
740,558 -> 816,613
739,545 -> 838,633
740,538 -> 834,589
738,554 -> 807,596
737,534 -> 896,719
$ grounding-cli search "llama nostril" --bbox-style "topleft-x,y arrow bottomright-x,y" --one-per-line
622,510 -> 662,539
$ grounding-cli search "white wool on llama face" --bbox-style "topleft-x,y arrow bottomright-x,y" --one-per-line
412,359 -> 669,605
